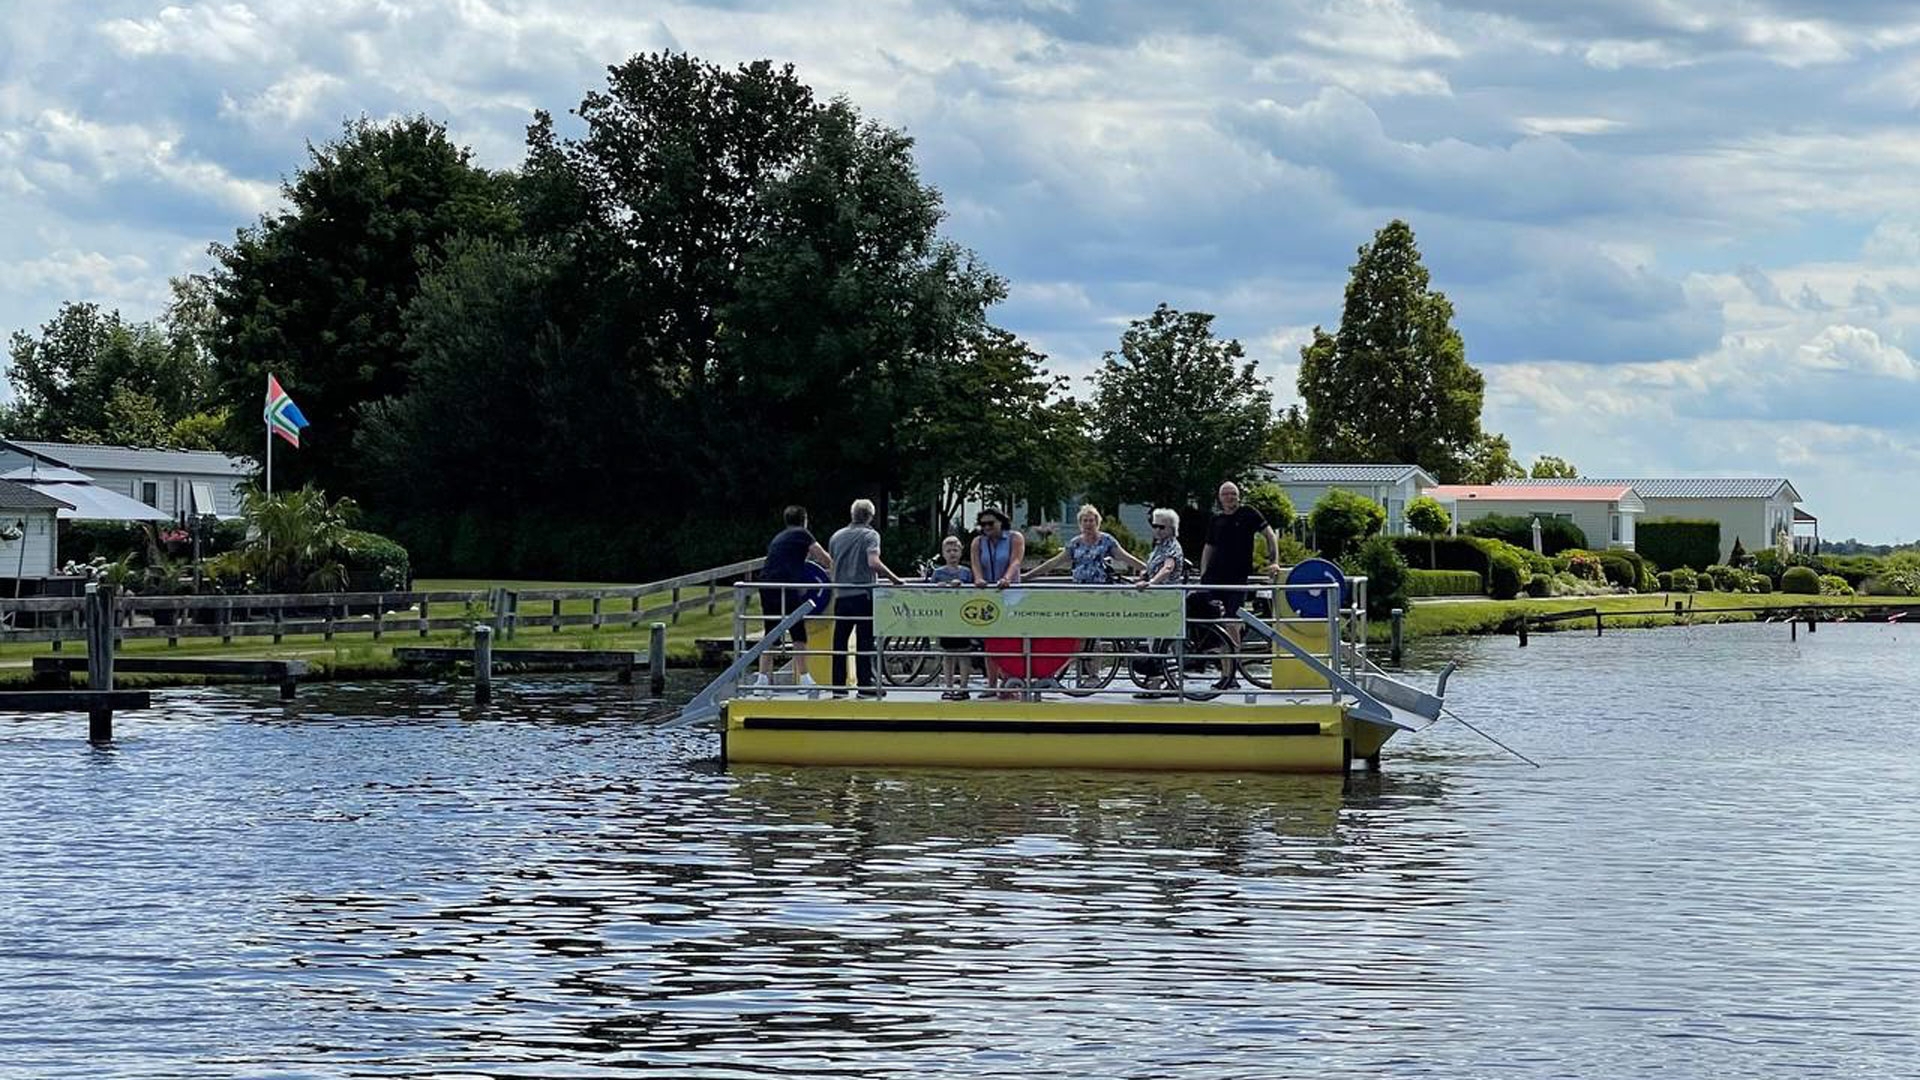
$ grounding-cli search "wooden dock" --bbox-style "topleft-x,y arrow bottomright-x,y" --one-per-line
30,657 -> 308,699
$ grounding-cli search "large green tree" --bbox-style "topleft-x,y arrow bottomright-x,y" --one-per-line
1460,431 -> 1525,484
1530,454 -> 1578,478
1091,304 -> 1273,517
207,116 -> 519,496
3,282 -> 221,448
1297,220 -> 1486,481
364,54 -> 1003,574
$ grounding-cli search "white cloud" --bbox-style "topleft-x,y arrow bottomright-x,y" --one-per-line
1798,324 -> 1919,380
219,69 -> 345,128
99,3 -> 282,65
1517,116 -> 1625,136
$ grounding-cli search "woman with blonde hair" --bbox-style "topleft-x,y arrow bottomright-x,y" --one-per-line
1030,504 -> 1145,584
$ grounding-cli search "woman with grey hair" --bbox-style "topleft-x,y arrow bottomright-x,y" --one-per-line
828,498 -> 905,694
1136,507 -> 1185,589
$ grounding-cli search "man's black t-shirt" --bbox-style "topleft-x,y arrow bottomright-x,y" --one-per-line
765,526 -> 816,583
1201,505 -> 1267,585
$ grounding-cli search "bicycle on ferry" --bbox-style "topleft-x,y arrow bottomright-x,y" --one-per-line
1055,559 -> 1274,701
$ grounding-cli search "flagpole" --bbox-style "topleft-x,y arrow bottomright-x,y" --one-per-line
266,413 -> 273,496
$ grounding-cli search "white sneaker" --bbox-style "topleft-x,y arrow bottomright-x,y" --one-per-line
799,673 -> 817,686
743,673 -> 768,695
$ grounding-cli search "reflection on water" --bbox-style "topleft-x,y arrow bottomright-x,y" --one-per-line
2,625 -> 1918,1077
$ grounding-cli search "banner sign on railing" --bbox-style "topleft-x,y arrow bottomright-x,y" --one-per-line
873,586 -> 1184,638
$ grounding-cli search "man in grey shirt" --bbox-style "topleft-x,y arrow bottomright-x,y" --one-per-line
829,498 -> 905,694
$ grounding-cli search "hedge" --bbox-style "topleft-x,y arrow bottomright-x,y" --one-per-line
1639,519 -> 1720,571
1406,569 -> 1483,597
1464,513 -> 1589,555
1487,548 -> 1527,600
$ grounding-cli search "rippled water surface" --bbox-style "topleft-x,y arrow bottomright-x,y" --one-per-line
4,622 -> 1919,1078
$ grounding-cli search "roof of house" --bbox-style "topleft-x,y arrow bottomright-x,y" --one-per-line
1261,463 -> 1438,486
0,478 -> 72,512
3,439 -> 252,477
1431,484 -> 1645,511
1499,477 -> 1799,501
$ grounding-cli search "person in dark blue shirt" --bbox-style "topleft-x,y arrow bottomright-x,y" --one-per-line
755,506 -> 832,687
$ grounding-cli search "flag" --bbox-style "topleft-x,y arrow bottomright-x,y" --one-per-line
265,373 -> 310,447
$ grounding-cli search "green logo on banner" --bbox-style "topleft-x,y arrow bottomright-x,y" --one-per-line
960,598 -> 1000,627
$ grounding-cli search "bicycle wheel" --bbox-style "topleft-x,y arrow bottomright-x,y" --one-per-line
1059,638 -> 1122,696
1236,635 -> 1273,690
1173,627 -> 1235,702
879,636 -> 937,687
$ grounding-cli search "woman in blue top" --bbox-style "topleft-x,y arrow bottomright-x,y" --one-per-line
1030,505 -> 1147,583
970,507 -> 1025,588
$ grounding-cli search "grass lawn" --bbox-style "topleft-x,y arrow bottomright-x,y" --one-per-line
1392,591 -> 1898,641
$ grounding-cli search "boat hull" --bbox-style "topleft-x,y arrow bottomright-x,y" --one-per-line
723,697 -> 1369,772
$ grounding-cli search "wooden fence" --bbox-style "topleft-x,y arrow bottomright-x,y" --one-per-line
0,557 -> 767,649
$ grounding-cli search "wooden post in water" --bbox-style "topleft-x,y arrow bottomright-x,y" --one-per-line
649,622 -> 667,692
85,583 -> 115,743
489,587 -> 505,638
1595,610 -> 1604,636
418,598 -> 430,637
1791,619 -> 1798,641
474,624 -> 493,704
551,597 -> 562,633
1517,616 -> 1529,648
1389,608 -> 1404,665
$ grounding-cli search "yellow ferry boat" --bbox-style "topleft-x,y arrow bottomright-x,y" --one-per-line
677,568 -> 1453,774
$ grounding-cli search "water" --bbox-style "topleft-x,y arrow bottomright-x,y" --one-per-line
3,623 -> 1918,1078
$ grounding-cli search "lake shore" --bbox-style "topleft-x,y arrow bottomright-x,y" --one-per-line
0,581 -> 1897,691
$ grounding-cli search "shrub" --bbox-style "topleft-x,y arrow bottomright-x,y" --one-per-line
1105,516 -> 1146,558
1464,513 -> 1589,555
1525,575 -> 1551,598
1780,566 -> 1820,594
341,529 -> 412,591
1551,571 -> 1609,597
1703,564 -> 1739,592
1657,570 -> 1674,591
1487,548 -> 1527,600
1310,489 -> 1386,559
1819,573 -> 1853,597
1751,548 -> 1785,584
1521,549 -> 1556,578
1639,519 -> 1720,571
1562,552 -> 1605,583
1025,526 -> 1063,560
1353,535 -> 1410,617
1242,482 -> 1295,535
1750,576 -> 1772,594
60,520 -> 144,562
1394,535 -> 1476,572
1669,567 -> 1698,592
1866,568 -> 1920,596
1272,535 -> 1315,567
1729,536 -> 1750,567
1407,569 -> 1483,597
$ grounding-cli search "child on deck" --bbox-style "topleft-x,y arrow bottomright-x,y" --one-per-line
927,536 -> 975,700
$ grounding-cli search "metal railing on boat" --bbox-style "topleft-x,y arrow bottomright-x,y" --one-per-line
705,574 -> 1375,707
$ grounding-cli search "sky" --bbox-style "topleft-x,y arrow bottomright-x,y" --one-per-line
3,1 -> 1919,541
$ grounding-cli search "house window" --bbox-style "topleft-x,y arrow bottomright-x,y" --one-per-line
1611,514 -> 1621,543
140,481 -> 160,508
190,482 -> 217,516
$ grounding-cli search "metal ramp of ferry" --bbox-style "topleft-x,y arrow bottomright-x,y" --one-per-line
1236,611 -> 1454,733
